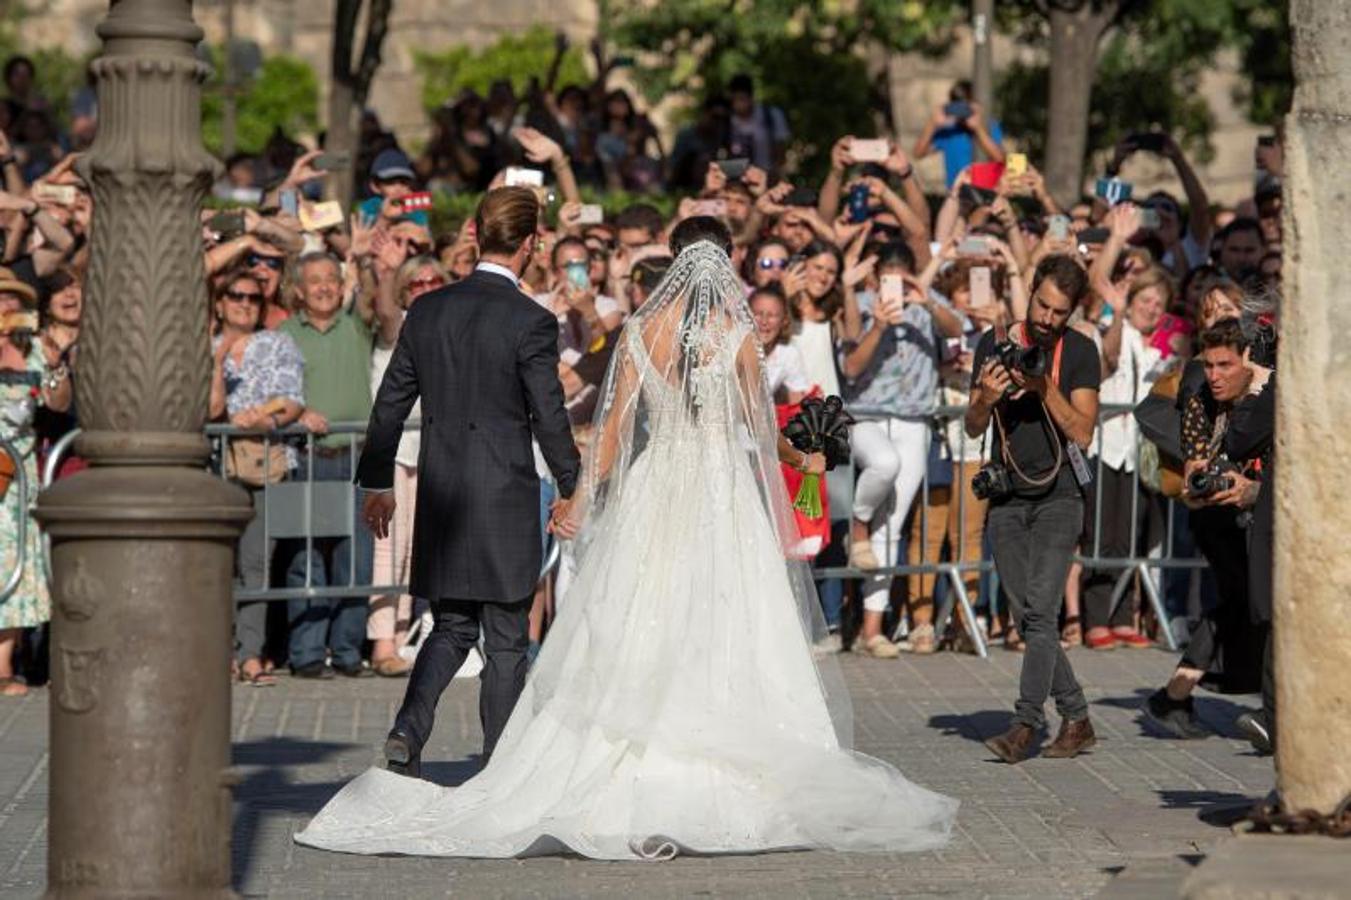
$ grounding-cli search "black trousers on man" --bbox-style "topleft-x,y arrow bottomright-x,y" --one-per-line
987,494 -> 1090,729
394,596 -> 533,760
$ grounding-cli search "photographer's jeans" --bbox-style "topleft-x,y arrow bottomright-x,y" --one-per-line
987,495 -> 1089,729
282,453 -> 374,671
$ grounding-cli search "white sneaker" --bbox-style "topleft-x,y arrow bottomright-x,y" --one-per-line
812,633 -> 843,656
855,635 -> 900,659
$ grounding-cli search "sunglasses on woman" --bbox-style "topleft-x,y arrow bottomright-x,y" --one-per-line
224,289 -> 264,305
408,276 -> 446,292
247,254 -> 285,271
757,258 -> 788,270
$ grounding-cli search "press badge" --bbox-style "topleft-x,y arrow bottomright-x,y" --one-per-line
1066,442 -> 1093,487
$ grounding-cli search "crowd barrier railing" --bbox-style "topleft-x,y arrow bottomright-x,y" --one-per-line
34,401 -> 1205,657
0,437 -> 29,603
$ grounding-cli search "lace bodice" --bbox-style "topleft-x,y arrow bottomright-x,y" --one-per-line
629,325 -> 743,432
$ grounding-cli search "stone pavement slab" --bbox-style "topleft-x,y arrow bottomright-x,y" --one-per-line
0,647 -> 1276,898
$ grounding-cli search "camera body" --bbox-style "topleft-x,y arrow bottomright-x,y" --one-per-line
993,340 -> 1048,379
972,461 -> 1013,502
1248,319 -> 1278,369
1187,458 -> 1238,500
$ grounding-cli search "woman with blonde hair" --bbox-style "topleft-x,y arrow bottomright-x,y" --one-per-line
367,254 -> 450,676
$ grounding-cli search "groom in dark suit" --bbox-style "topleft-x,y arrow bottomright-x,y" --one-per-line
357,187 -> 581,777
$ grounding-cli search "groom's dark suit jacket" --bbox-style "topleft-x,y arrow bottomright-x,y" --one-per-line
357,268 -> 581,603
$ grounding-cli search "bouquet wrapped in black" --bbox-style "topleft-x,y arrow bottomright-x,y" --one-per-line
781,395 -> 854,517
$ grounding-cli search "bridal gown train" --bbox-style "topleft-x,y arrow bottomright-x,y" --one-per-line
296,265 -> 958,860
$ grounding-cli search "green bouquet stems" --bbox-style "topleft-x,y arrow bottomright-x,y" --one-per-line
793,472 -> 823,519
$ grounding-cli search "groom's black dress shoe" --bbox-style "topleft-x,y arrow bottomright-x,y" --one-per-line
385,732 -> 422,779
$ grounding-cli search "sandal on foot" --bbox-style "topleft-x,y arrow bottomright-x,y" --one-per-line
1061,616 -> 1083,648
0,676 -> 29,697
373,656 -> 412,677
238,660 -> 277,687
1085,627 -> 1117,650
907,623 -> 937,654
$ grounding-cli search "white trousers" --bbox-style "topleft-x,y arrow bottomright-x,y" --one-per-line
850,418 -> 930,613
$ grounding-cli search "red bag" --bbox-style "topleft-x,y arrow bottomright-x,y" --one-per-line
777,394 -> 831,559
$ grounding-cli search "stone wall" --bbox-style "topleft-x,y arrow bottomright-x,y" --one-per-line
23,0 -> 1265,203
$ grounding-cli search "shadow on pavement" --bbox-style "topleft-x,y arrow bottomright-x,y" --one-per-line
232,737 -> 355,891
421,758 -> 484,787
1094,689 -> 1259,740
1156,789 -> 1260,828
928,710 -> 1016,744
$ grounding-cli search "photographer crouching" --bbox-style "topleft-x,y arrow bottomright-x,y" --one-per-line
965,255 -> 1102,764
1145,316 -> 1273,750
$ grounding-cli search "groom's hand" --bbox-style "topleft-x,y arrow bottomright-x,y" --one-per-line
548,496 -> 580,540
362,491 -> 396,539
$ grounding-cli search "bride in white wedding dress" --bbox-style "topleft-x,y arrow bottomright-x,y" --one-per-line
295,221 -> 957,860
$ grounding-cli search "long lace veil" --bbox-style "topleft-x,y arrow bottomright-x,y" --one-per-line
567,239 -> 855,748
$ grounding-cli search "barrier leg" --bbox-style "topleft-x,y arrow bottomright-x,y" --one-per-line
1137,561 -> 1177,651
946,565 -> 988,660
1104,565 -> 1134,621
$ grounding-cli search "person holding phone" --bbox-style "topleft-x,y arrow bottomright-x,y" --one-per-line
838,242 -> 964,657
912,80 -> 1005,188
1108,132 -> 1212,275
208,268 -> 306,686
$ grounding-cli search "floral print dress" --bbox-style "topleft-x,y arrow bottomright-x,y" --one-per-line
0,343 -> 50,629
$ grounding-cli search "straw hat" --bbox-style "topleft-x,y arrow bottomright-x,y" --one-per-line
0,267 -> 38,308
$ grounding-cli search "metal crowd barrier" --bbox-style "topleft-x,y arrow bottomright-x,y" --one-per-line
0,437 -> 28,603
30,401 -> 1206,657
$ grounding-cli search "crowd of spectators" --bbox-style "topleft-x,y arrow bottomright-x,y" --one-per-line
0,42 -> 1281,746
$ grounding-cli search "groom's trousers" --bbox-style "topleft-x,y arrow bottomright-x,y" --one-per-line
394,596 -> 532,760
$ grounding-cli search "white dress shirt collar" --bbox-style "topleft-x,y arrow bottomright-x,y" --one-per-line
475,261 -> 520,288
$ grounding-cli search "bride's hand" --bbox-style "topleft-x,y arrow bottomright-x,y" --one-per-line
548,496 -> 581,540
801,452 -> 827,476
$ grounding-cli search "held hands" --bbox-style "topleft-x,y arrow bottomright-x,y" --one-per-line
548,496 -> 581,539
363,491 -> 397,539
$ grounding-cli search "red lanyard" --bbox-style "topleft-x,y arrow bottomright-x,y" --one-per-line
1016,323 -> 1065,387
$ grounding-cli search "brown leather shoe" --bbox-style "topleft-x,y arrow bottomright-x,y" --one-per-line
984,723 -> 1038,764
1043,717 -> 1097,758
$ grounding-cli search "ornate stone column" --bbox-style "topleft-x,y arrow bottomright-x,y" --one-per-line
1274,1 -> 1351,817
35,1 -> 252,896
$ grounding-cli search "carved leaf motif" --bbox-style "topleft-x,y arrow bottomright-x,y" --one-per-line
76,54 -> 216,435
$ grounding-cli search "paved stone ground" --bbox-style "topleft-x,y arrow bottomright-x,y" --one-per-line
0,647 -> 1275,899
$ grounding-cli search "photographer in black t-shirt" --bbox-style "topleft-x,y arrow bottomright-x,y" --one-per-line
964,254 -> 1102,764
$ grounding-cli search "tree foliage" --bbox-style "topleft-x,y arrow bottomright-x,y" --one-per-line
0,5 -> 90,129
414,26 -> 592,113
995,0 -> 1291,168
608,0 -> 963,178
201,50 -> 320,156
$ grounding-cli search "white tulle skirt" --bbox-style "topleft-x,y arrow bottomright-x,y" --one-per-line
295,433 -> 958,859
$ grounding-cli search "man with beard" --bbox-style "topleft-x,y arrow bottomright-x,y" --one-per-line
965,255 -> 1103,763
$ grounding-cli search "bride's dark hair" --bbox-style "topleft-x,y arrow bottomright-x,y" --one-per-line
669,215 -> 733,257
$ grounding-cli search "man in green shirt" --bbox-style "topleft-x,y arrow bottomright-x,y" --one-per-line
278,252 -> 376,678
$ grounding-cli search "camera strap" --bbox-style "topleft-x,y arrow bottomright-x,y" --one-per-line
1015,322 -> 1065,387
992,323 -> 1069,489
